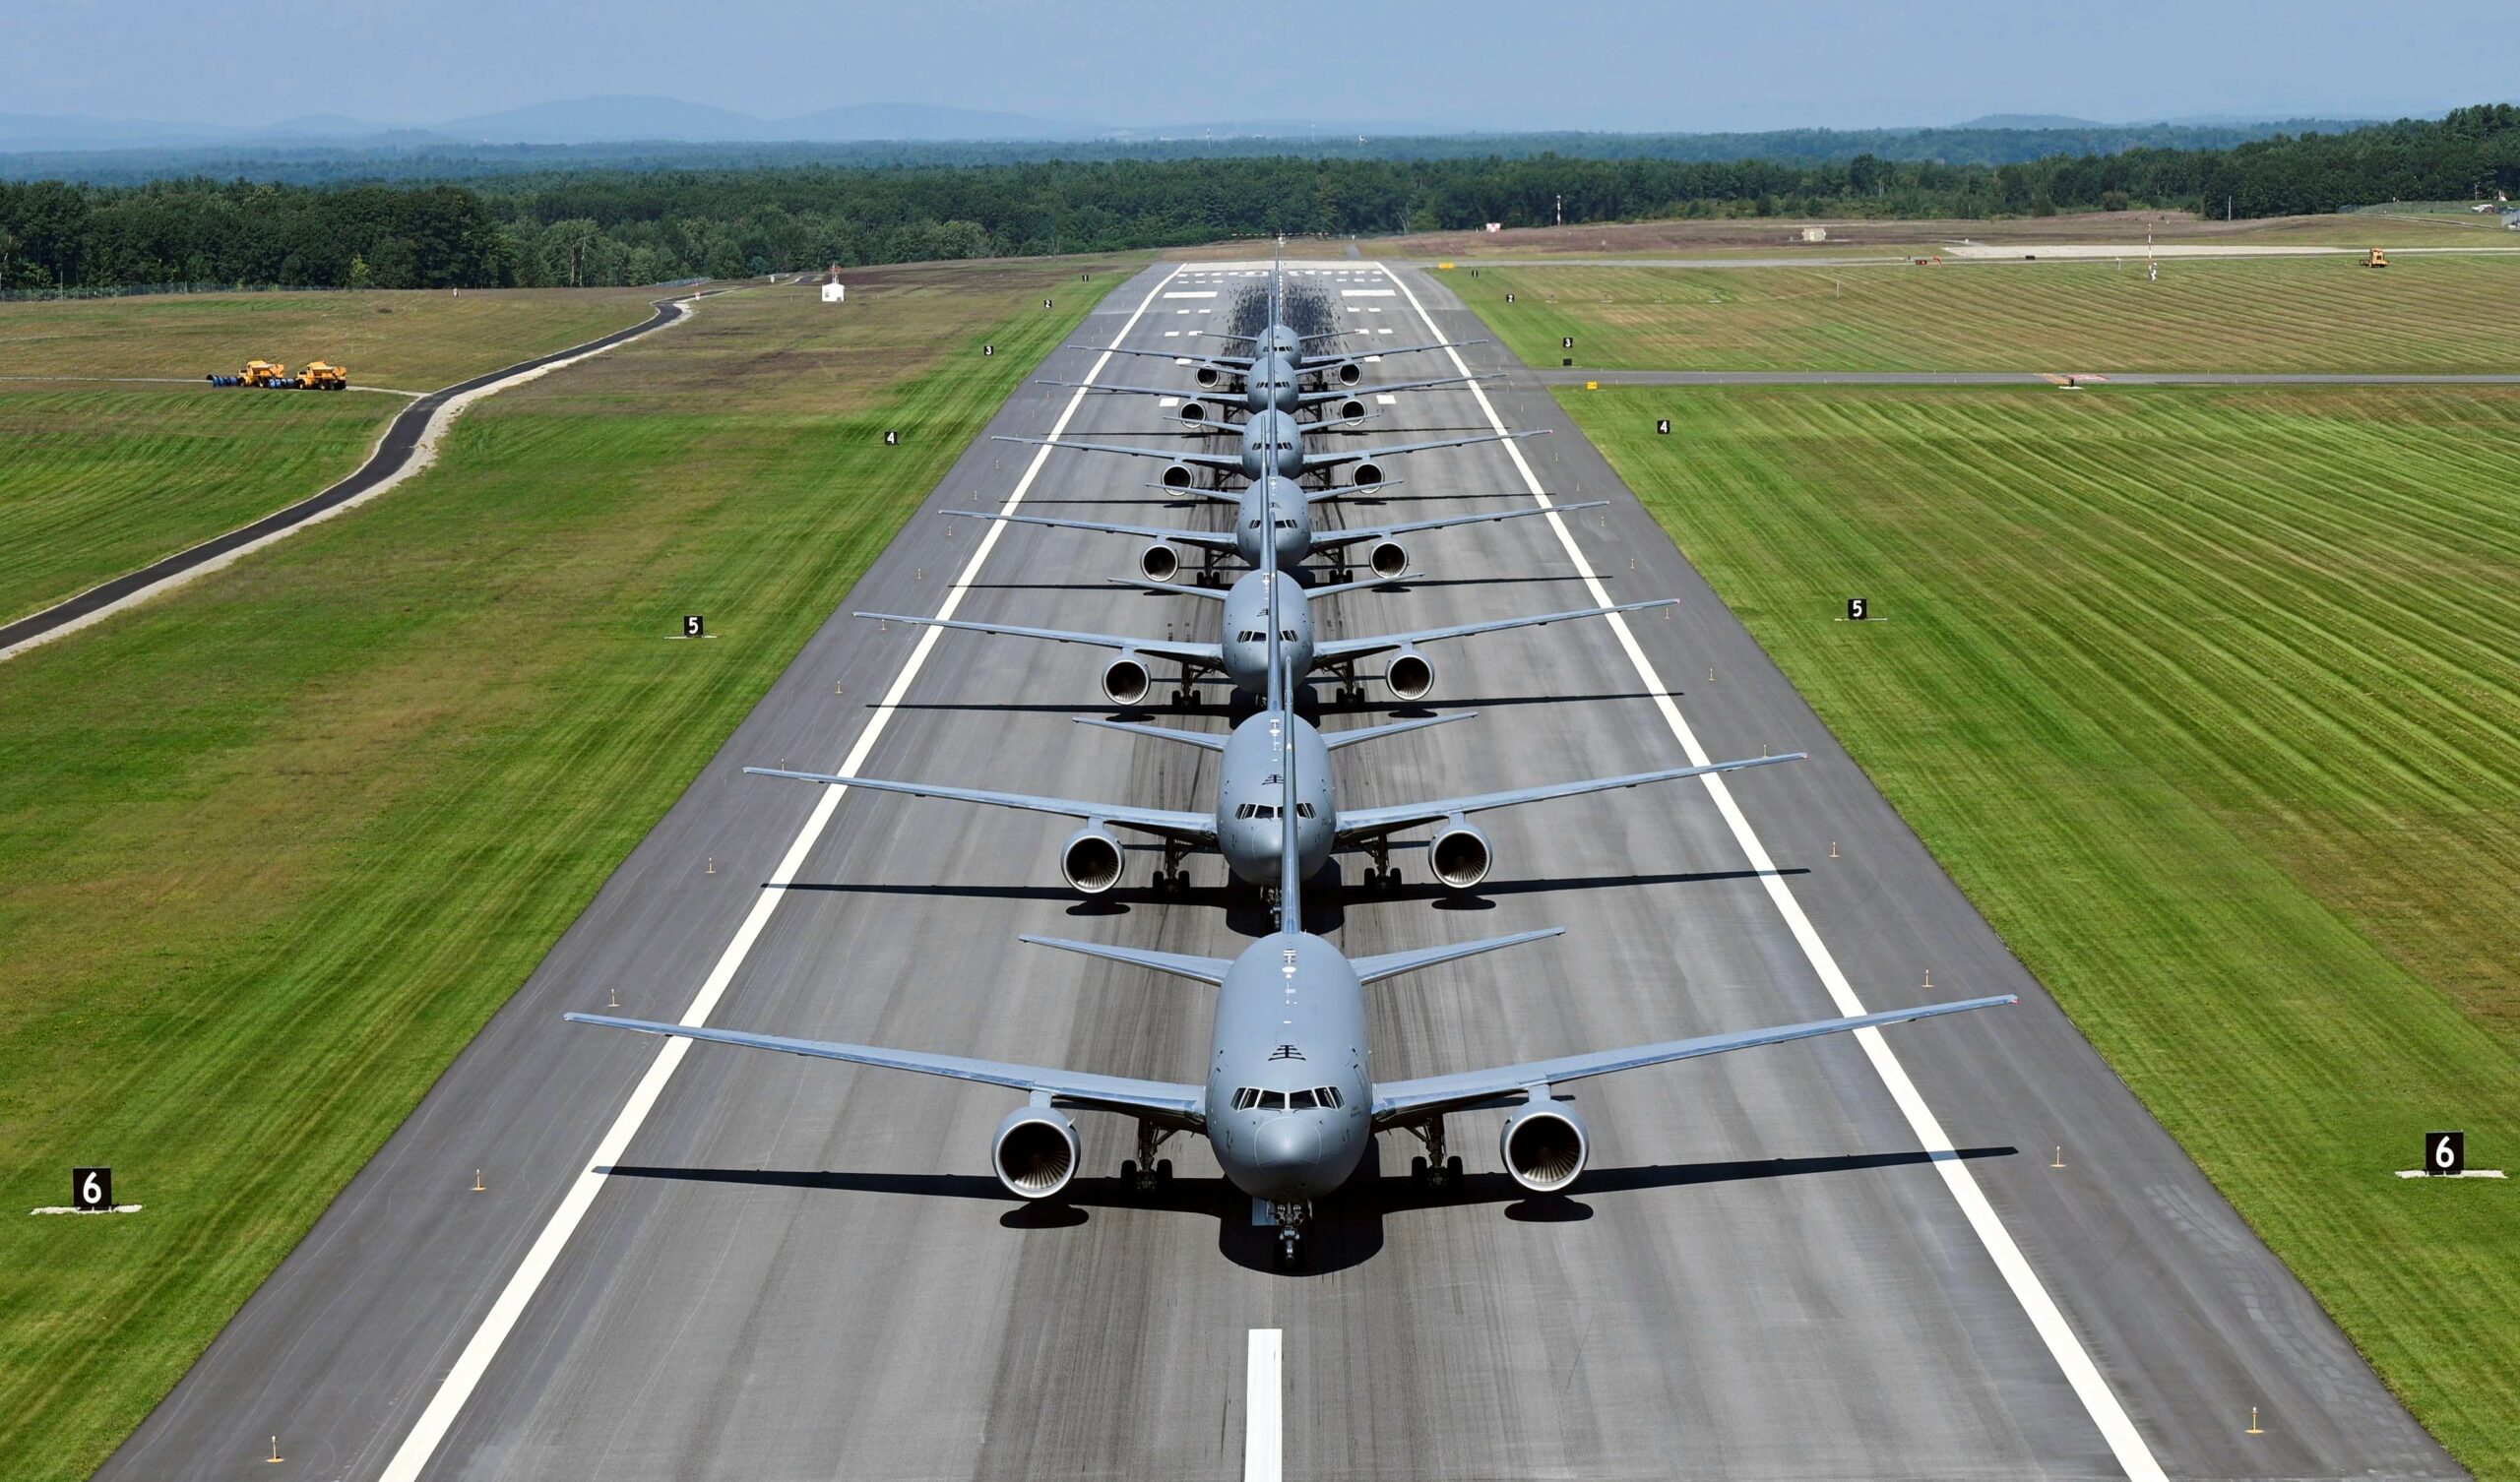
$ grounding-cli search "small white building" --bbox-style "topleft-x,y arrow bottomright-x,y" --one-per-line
1799,225 -> 1828,243
821,280 -> 846,302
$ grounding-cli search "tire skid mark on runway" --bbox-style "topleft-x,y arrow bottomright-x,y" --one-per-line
372,262 -> 1185,1482
1380,262 -> 2173,1482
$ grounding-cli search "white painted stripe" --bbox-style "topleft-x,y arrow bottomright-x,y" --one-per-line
1340,288 -> 1397,297
1244,1328 -> 1283,1482
1163,290 -> 1219,298
1380,264 -> 2169,1482
374,264 -> 1186,1482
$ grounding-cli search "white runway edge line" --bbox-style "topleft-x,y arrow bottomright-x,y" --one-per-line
375,264 -> 1185,1482
1380,264 -> 2171,1482
1245,1328 -> 1284,1482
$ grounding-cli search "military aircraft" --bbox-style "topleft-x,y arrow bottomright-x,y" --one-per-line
861,563 -> 1670,710
994,406 -> 1536,493
1037,365 -> 1486,427
950,470 -> 1589,587
568,538 -> 2011,1268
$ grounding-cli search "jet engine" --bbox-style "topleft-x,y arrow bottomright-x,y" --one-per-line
1326,359 -> 1362,386
1139,543 -> 1181,583
1159,463 -> 1197,490
1102,654 -> 1153,707
1177,401 -> 1210,427
1499,1100 -> 1588,1194
992,1106 -> 1080,1200
1193,365 -> 1223,389
1366,538 -> 1409,580
1060,828 -> 1126,894
1427,819 -> 1493,891
1348,461 -> 1387,491
1386,647 -> 1434,702
1331,398 -> 1366,423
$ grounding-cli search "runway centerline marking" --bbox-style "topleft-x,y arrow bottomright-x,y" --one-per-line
1379,262 -> 2170,1482
373,263 -> 1185,1482
1245,1328 -> 1283,1482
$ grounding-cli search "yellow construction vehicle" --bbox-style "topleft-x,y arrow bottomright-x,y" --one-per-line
302,362 -> 349,390
211,359 -> 285,387
2364,247 -> 2389,268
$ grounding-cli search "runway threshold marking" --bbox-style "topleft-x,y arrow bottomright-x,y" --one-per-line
1382,264 -> 2171,1482
373,262 -> 1186,1482
1245,1328 -> 1284,1482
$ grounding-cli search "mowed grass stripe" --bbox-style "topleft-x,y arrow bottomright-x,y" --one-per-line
0,261 -> 1133,1481
1456,255 -> 2520,372
0,387 -> 390,617
1572,385 -> 2520,1475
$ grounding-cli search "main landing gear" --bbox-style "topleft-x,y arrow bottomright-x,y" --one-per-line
1401,1117 -> 1464,1190
1121,1120 -> 1178,1195
1357,839 -> 1402,893
1151,843 -> 1193,895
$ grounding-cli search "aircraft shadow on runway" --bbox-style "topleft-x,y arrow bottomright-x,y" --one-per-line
598,1145 -> 2014,1278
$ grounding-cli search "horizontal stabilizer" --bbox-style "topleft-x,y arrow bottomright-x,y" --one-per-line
1019,934 -> 1234,986
1350,926 -> 1564,986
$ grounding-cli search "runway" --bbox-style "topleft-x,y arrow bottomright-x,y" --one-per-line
99,261 -> 2460,1480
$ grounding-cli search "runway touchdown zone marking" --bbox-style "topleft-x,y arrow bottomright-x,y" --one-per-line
1380,262 -> 2171,1482
373,263 -> 1186,1482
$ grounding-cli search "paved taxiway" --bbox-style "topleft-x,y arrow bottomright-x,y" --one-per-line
101,263 -> 2461,1480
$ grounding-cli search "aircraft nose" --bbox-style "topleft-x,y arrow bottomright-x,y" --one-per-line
1253,1116 -> 1320,1172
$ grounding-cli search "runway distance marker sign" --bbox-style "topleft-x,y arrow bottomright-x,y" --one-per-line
883,430 -> 900,446
2427,1131 -> 2465,1176
1847,597 -> 1869,622
681,615 -> 705,640
1657,419 -> 1671,435
73,1167 -> 110,1211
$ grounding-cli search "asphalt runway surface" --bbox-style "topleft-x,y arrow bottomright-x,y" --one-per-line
101,262 -> 2461,1480
0,291 -> 699,658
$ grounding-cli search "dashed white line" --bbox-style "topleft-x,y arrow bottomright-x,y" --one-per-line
372,263 -> 1187,1482
1378,262 -> 2170,1482
1245,1328 -> 1283,1482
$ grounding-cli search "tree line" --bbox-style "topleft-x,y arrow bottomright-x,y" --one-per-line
5,105 -> 2515,292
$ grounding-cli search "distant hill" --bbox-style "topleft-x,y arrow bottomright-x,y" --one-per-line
436,95 -> 768,145
1954,113 -> 2110,130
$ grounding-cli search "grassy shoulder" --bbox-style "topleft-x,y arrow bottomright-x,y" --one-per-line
0,386 -> 390,616
1569,384 -> 2519,1476
0,255 -> 1137,1480
1452,253 -> 2520,372
0,284 -> 660,387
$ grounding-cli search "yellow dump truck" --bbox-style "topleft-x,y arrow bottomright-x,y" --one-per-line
2364,247 -> 2390,268
301,362 -> 349,390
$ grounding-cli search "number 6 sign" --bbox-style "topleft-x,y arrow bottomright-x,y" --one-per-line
74,1167 -> 112,1211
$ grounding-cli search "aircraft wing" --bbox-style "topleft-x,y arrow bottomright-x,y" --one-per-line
946,510 -> 1239,552
565,1014 -> 1205,1124
1301,336 -> 1489,356
1292,373 -> 1483,407
1106,575 -> 1228,600
1106,345 -> 1252,371
1338,753 -> 1803,839
1315,597 -> 1675,664
1308,500 -> 1606,554
1369,995 -> 2015,1126
992,434 -> 1244,471
851,611 -> 1222,672
1301,427 -> 1546,471
745,766 -> 1213,845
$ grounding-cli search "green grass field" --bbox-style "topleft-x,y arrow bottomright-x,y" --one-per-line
1452,254 -> 2520,372
0,387 -> 391,616
0,256 -> 1135,1480
0,285 -> 660,387
1571,384 -> 2520,1476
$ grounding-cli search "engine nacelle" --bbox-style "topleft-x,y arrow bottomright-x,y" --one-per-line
1160,462 -> 1196,490
1329,359 -> 1362,386
1139,543 -> 1181,583
1177,401 -> 1210,426
1386,646 -> 1434,702
1348,461 -> 1387,491
1427,819 -> 1493,891
1366,538 -> 1409,580
1333,398 -> 1366,422
1060,828 -> 1125,895
1102,654 -> 1152,707
1499,1101 -> 1589,1195
992,1106 -> 1080,1201
1193,365 -> 1222,389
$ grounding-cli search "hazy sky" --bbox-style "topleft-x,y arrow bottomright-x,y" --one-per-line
5,0 -> 2509,130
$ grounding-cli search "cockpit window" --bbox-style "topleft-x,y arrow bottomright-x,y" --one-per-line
1265,1090 -> 1288,1111
1295,803 -> 1316,818
1290,1088 -> 1318,1110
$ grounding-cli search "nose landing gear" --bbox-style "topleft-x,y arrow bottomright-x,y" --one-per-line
1269,1201 -> 1312,1269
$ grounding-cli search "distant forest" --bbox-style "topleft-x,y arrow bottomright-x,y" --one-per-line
3,106 -> 2515,291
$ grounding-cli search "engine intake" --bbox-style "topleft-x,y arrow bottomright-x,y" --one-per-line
1333,398 -> 1366,422
1140,543 -> 1181,583
1349,461 -> 1387,491
1102,655 -> 1152,707
1160,463 -> 1196,490
992,1107 -> 1080,1200
1177,401 -> 1209,426
1428,820 -> 1492,891
1060,828 -> 1125,894
1193,365 -> 1222,389
1499,1102 -> 1588,1194
1366,538 -> 1408,580
1330,360 -> 1362,386
1386,647 -> 1434,702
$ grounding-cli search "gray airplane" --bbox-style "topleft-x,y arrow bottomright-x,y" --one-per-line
860,564 -> 1670,709
994,405 -> 1537,493
949,471 -> 1595,585
569,551 -> 2011,1268
1038,365 -> 1485,428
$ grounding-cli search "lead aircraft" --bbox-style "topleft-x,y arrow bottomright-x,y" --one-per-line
568,483 -> 2011,1269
